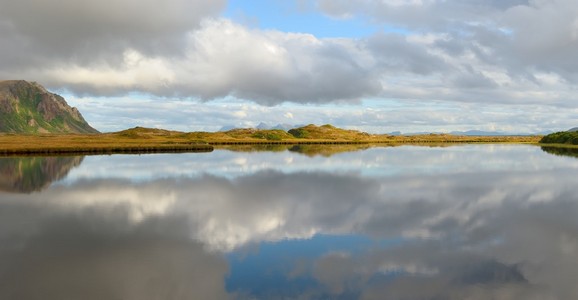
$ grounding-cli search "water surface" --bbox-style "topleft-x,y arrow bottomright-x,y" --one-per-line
1,145 -> 578,299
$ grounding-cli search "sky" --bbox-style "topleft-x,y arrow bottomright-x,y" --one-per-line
0,0 -> 577,133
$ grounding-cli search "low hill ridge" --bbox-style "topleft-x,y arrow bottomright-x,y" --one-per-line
0,80 -> 98,134
540,130 -> 578,145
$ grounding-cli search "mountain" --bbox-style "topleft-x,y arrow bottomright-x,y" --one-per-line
568,127 -> 578,132
536,130 -> 554,135
0,80 -> 98,134
219,125 -> 236,132
221,123 -> 301,132
259,123 -> 301,131
272,123 -> 301,131
450,130 -> 509,136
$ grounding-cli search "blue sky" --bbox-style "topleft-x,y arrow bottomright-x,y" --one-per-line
1,0 -> 577,133
224,0 -> 383,38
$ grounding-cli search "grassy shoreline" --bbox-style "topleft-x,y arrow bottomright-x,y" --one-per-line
0,129 -> 543,156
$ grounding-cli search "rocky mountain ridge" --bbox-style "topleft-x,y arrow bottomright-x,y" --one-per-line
0,80 -> 98,134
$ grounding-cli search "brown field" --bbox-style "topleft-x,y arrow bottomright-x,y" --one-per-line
0,126 -> 543,155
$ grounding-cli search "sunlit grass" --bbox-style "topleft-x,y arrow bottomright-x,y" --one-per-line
0,125 -> 543,155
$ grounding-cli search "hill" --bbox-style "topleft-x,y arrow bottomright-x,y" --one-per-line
288,124 -> 372,140
540,131 -> 578,145
0,80 -> 98,134
0,124 -> 542,155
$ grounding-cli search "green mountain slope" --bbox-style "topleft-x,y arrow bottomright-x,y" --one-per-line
0,80 -> 99,134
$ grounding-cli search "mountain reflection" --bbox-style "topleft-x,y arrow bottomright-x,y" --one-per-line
1,146 -> 578,299
0,156 -> 83,193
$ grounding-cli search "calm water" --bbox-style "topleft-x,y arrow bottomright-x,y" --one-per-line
1,145 -> 578,299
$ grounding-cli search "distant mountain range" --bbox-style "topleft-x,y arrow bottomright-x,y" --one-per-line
220,125 -> 552,136
220,122 -> 304,132
396,130 -> 553,136
0,80 -> 98,134
0,80 -> 565,136
450,130 -> 554,136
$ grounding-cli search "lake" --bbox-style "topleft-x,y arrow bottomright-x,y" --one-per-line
1,144 -> 578,299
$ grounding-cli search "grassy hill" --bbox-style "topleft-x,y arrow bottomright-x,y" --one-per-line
0,125 -> 543,155
288,124 -> 372,140
539,131 -> 578,145
0,80 -> 99,134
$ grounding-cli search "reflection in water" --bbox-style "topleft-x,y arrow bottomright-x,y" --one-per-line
287,144 -> 374,157
216,143 -> 375,157
541,145 -> 578,158
1,145 -> 578,299
0,156 -> 83,193
0,212 -> 229,300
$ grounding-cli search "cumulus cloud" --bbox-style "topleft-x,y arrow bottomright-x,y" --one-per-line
1,0 -> 578,129
315,0 -> 529,29
35,15 -> 578,108
171,19 -> 382,103
313,0 -> 578,104
0,0 -> 225,64
5,19 -> 382,104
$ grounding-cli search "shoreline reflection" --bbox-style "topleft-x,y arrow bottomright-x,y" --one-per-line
0,156 -> 83,193
215,143 -> 375,157
541,146 -> 578,159
1,146 -> 577,299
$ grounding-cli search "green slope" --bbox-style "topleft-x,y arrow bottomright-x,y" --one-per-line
0,80 -> 99,134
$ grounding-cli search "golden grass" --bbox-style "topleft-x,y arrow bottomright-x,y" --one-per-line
0,132 -> 213,155
0,126 -> 543,155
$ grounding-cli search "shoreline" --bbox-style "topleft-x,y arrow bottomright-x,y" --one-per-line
0,132 -> 545,156
0,145 -> 214,156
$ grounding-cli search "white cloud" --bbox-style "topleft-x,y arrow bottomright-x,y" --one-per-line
66,94 -> 577,133
0,0 -> 226,61
8,13 -> 575,112
1,0 -> 578,131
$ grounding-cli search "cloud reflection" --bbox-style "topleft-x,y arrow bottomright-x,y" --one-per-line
1,146 -> 578,298
0,204 -> 229,300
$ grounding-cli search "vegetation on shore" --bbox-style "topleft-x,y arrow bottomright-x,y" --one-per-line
539,131 -> 578,145
0,124 -> 543,155
0,129 -> 213,155
179,124 -> 540,144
